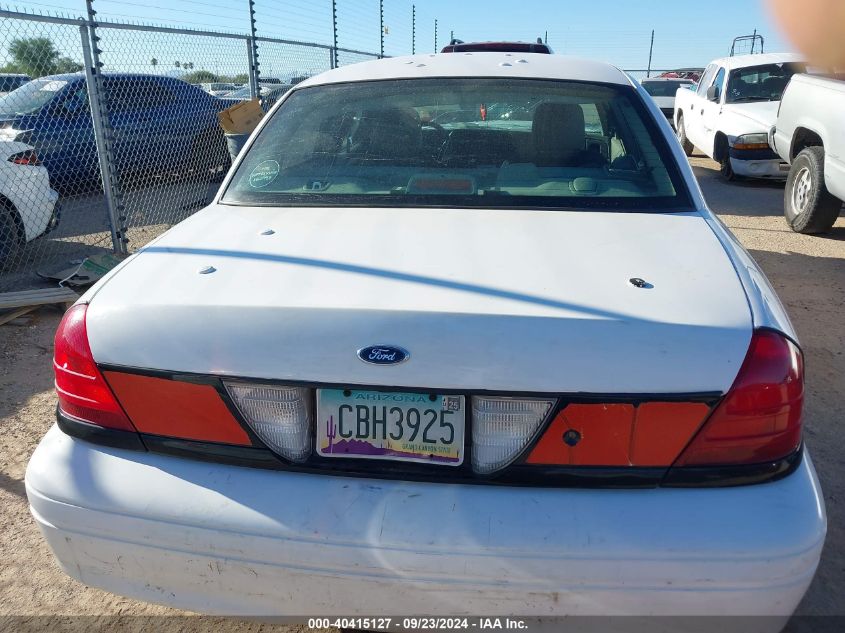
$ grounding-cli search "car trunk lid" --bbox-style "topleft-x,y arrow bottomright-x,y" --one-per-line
86,204 -> 752,394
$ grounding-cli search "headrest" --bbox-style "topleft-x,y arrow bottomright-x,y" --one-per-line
532,102 -> 586,166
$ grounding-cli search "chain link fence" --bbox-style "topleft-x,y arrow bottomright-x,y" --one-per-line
0,4 -> 385,293
0,13 -> 113,290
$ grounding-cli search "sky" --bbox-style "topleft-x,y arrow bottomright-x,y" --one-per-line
1,0 -> 792,77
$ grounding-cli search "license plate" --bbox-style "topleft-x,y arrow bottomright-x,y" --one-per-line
316,389 -> 465,466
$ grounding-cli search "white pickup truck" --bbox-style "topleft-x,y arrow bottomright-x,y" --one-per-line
769,73 -> 845,233
674,53 -> 805,180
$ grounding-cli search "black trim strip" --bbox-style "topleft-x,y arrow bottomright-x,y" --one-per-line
55,411 -> 803,489
141,434 -> 666,487
728,147 -> 781,161
661,446 -> 803,488
56,407 -> 147,452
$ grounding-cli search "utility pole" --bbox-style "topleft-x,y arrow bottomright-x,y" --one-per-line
411,5 -> 416,54
646,29 -> 654,78
434,18 -> 438,52
750,28 -> 757,54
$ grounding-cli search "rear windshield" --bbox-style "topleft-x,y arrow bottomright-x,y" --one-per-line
642,80 -> 694,97
222,78 -> 692,210
0,78 -> 67,116
726,63 -> 806,103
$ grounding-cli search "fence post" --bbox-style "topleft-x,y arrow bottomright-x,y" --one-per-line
411,5 -> 415,54
379,0 -> 384,58
646,29 -> 654,78
247,0 -> 260,96
331,0 -> 338,68
80,7 -> 127,256
246,38 -> 257,98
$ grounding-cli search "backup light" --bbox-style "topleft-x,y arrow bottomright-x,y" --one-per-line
225,383 -> 313,462
471,396 -> 555,474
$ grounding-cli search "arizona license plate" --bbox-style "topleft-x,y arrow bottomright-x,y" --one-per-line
316,389 -> 465,466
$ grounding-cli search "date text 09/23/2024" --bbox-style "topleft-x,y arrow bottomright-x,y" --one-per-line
307,617 -> 529,630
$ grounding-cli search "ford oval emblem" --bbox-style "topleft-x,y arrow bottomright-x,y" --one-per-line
358,345 -> 410,365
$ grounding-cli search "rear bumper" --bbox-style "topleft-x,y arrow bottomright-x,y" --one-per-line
26,425 -> 826,619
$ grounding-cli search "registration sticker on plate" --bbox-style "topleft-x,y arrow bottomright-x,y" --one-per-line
316,389 -> 465,466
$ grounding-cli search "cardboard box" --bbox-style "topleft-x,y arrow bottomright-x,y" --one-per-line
217,98 -> 264,134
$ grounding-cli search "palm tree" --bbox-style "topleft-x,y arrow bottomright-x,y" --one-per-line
150,57 -> 158,68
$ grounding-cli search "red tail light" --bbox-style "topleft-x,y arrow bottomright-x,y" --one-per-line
674,330 -> 803,466
8,149 -> 41,166
54,304 -> 136,431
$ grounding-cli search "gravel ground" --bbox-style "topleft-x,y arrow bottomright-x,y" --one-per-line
0,156 -> 843,629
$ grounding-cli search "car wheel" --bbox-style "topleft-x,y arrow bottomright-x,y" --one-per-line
715,136 -> 739,182
189,127 -> 230,180
676,115 -> 694,156
718,154 -> 737,181
0,202 -> 22,271
784,146 -> 842,234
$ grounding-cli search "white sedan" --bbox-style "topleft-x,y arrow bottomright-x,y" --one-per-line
27,53 -> 825,627
1,140 -> 60,265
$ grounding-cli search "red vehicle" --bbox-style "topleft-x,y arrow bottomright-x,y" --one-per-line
657,68 -> 704,83
441,38 -> 553,54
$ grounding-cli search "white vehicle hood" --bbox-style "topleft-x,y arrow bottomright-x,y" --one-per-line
86,205 -> 752,394
720,101 -> 781,136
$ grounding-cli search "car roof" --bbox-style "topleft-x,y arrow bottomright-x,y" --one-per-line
641,77 -> 695,82
296,53 -> 631,89
707,52 -> 804,71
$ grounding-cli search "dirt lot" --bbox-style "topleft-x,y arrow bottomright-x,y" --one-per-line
1,156 -> 843,630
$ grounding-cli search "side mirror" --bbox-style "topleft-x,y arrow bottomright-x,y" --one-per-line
706,85 -> 720,102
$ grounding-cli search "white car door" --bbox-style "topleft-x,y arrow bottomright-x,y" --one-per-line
699,66 -> 726,157
683,64 -> 717,150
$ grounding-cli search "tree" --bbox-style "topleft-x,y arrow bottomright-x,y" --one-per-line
150,58 -> 158,68
2,37 -> 81,77
55,57 -> 82,74
230,73 -> 249,84
183,70 -> 219,84
174,61 -> 181,68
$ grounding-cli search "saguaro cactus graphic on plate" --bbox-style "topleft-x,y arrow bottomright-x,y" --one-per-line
326,415 -> 337,453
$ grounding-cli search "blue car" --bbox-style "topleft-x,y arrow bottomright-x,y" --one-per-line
0,73 -> 229,190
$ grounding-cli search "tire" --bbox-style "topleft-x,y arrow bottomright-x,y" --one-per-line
784,146 -> 842,234
715,136 -> 738,182
719,154 -> 736,181
189,127 -> 230,179
676,114 -> 694,156
0,203 -> 22,272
